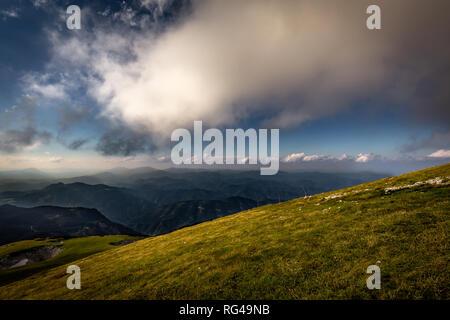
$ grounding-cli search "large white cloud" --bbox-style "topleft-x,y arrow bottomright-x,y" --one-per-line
38,0 -> 450,143
90,0 -> 388,136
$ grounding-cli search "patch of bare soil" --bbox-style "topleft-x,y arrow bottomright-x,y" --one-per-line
0,245 -> 63,270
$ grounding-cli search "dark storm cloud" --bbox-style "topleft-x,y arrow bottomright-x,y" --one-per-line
96,127 -> 157,156
68,138 -> 89,150
401,131 -> 450,153
372,0 -> 450,128
0,127 -> 51,153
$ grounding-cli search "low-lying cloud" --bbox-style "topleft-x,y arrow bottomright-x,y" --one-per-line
0,127 -> 51,153
283,152 -> 377,164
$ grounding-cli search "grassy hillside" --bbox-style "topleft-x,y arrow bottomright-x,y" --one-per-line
0,235 -> 143,286
0,164 -> 448,299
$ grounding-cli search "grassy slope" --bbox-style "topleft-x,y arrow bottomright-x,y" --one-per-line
0,164 -> 448,300
0,235 -> 143,286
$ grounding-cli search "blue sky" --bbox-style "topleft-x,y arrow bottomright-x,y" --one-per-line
0,0 -> 449,173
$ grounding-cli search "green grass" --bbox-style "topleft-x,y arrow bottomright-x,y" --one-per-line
0,163 -> 448,299
0,235 -> 143,286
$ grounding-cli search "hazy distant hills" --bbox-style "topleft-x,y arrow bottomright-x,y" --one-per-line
0,205 -> 140,245
0,168 -> 387,236
132,196 -> 267,235
0,169 -> 54,192
0,183 -> 154,227
0,168 -> 51,181
0,182 -> 267,236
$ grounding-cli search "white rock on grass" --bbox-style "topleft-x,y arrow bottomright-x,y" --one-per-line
384,176 -> 447,193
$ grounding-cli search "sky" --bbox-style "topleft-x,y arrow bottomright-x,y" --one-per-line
0,0 -> 449,174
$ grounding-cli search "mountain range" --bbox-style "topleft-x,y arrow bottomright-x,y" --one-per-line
0,168 -> 387,236
0,205 -> 140,245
